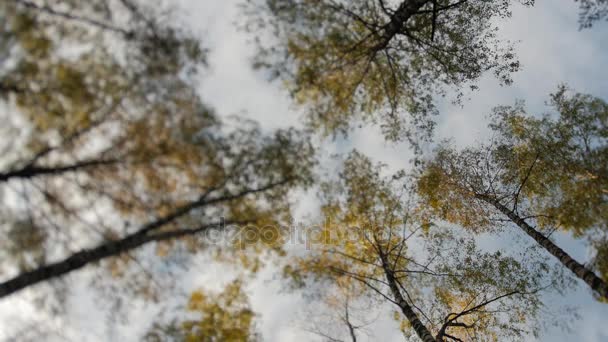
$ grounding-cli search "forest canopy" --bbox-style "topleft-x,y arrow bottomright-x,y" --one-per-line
0,0 -> 606,341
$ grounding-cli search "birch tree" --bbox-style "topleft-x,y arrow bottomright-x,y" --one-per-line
418,87 -> 608,300
244,0 -> 533,146
284,152 -> 553,341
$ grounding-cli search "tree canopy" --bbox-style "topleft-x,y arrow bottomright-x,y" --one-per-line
244,0 -> 533,146
284,152 -> 556,342
0,0 -> 606,341
417,87 -> 608,299
0,0 -> 315,302
146,280 -> 260,342
576,0 -> 608,28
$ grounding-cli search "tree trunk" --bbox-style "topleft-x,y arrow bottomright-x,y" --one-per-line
0,221 -> 228,298
374,0 -> 430,50
477,194 -> 608,300
380,255 -> 436,342
344,304 -> 358,342
0,179 -> 289,298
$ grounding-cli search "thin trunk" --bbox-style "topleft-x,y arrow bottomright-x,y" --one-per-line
344,303 -> 357,342
374,0 -> 430,51
0,178 -> 290,298
346,323 -> 357,342
477,194 -> 608,299
0,220 -> 235,298
380,255 -> 436,342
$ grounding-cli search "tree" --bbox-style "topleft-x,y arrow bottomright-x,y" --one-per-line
145,279 -> 260,342
244,0 -> 533,147
299,278 -> 378,342
417,87 -> 608,300
0,0 -> 315,300
576,0 -> 608,28
284,152 -> 552,342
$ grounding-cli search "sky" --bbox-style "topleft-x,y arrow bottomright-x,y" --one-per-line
1,0 -> 607,341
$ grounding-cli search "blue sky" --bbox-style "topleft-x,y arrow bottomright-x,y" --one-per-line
0,0 -> 606,341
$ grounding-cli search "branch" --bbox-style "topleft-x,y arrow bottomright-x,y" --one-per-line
135,177 -> 295,237
0,158 -> 120,182
331,267 -> 397,305
512,152 -> 540,212
436,291 -> 520,340
325,249 -> 382,268
0,177 -> 293,298
0,218 -> 249,298
414,0 -> 469,15
377,0 -> 394,16
431,0 -> 438,41
442,332 -> 464,342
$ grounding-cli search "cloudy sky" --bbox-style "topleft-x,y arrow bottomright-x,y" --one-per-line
1,0 -> 607,341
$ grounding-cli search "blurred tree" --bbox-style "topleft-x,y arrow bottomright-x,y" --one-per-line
243,0 -> 533,148
299,278 -> 379,342
0,0 -> 315,300
417,87 -> 608,300
576,0 -> 608,28
145,279 -> 260,342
